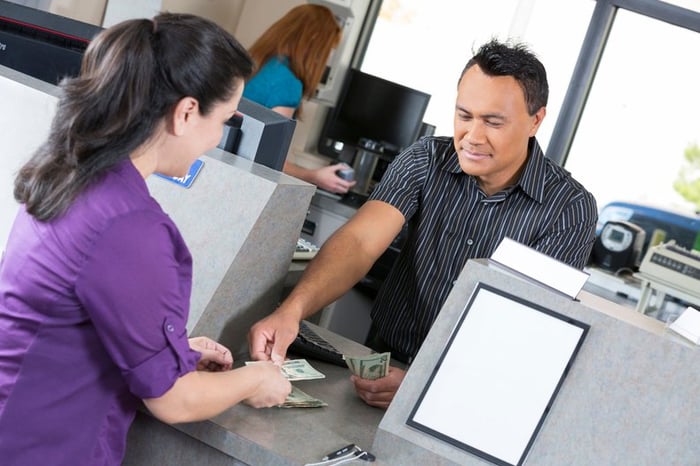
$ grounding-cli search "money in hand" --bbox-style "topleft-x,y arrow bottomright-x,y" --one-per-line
244,360 -> 328,408
245,359 -> 326,381
279,386 -> 327,408
344,352 -> 390,380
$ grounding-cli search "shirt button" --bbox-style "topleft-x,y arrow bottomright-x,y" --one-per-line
467,239 -> 474,246
166,323 -> 175,333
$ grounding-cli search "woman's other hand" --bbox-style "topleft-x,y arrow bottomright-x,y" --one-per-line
189,336 -> 233,372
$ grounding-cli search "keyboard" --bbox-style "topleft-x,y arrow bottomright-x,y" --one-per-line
339,191 -> 369,209
288,322 -> 347,367
293,237 -> 319,261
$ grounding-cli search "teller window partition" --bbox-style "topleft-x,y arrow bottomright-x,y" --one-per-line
407,283 -> 589,466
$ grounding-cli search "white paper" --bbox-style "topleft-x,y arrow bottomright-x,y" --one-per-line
410,287 -> 586,465
490,237 -> 589,299
668,307 -> 700,345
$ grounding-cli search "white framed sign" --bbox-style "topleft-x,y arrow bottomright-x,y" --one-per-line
407,283 -> 589,466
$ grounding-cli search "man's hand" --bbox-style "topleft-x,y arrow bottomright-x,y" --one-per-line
351,366 -> 406,409
248,312 -> 300,365
189,336 -> 233,372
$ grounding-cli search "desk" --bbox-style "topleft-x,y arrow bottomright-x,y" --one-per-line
633,272 -> 700,316
583,266 -> 690,322
123,323 -> 384,466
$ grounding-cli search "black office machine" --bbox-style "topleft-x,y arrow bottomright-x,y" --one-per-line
591,220 -> 646,272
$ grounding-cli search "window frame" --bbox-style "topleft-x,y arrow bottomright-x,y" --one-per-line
547,0 -> 700,165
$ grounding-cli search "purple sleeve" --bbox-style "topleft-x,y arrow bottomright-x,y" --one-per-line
75,210 -> 200,399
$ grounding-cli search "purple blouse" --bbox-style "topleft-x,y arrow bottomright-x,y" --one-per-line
0,160 -> 200,465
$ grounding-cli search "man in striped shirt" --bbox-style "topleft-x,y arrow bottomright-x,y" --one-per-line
249,39 -> 597,409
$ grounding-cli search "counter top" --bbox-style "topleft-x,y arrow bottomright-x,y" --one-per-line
125,323 -> 384,466
373,259 -> 700,465
125,260 -> 699,466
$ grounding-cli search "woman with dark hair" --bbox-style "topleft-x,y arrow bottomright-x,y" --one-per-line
244,4 -> 356,194
0,13 -> 290,465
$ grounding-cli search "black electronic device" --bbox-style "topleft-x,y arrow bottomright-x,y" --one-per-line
288,321 -> 347,367
219,112 -> 243,154
335,164 -> 354,181
596,201 -> 700,258
591,220 -> 646,271
0,1 -> 102,85
317,68 -> 431,158
218,97 -> 296,172
339,191 -> 369,209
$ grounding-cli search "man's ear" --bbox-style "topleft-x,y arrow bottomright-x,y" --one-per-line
528,106 -> 546,137
171,97 -> 199,136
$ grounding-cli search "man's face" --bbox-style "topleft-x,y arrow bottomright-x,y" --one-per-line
453,65 -> 545,196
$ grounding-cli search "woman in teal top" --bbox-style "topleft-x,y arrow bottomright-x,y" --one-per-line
244,56 -> 302,110
244,4 -> 356,194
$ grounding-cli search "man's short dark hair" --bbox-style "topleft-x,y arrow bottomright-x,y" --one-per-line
460,39 -> 548,115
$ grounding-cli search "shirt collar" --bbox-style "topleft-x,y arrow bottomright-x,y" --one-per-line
517,137 -> 546,203
443,137 -> 546,203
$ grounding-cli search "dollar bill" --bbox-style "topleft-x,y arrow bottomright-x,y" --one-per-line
245,359 -> 326,381
279,359 -> 326,381
344,352 -> 390,380
278,386 -> 327,408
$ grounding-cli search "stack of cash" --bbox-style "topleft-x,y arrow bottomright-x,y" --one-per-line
245,359 -> 325,381
245,359 -> 328,408
244,355 -> 392,408
278,386 -> 328,408
344,352 -> 391,380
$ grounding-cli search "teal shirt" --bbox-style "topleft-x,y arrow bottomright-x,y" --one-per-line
243,56 -> 303,110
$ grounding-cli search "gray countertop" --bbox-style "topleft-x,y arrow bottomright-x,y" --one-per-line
144,324 -> 385,466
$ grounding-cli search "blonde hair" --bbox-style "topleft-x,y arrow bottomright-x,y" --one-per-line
248,4 -> 341,117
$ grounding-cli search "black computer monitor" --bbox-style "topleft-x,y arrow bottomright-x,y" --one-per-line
0,1 -> 102,85
318,68 -> 431,158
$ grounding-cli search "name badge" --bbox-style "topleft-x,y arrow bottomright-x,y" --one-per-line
155,159 -> 204,188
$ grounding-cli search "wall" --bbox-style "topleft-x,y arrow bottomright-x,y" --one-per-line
100,0 -> 245,32
48,0 -> 106,25
162,0 -> 245,35
0,67 -> 59,249
39,0 -> 246,34
233,0 -> 302,48
3,0 -> 107,25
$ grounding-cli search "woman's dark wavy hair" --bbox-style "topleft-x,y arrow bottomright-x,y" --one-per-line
459,38 -> 548,116
14,12 -> 253,221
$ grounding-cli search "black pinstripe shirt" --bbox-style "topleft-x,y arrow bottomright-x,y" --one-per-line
368,136 -> 598,359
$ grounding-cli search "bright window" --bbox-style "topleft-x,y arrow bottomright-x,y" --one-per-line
564,9 -> 700,212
